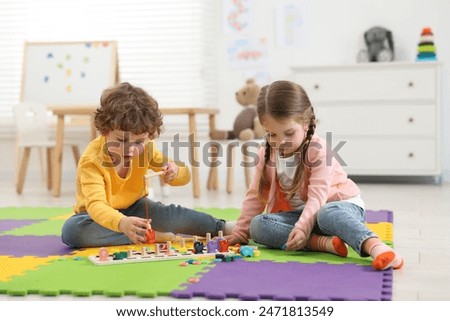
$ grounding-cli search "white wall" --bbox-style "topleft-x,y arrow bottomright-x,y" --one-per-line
213,0 -> 450,181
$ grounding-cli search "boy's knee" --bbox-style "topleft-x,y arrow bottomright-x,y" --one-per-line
61,222 -> 79,248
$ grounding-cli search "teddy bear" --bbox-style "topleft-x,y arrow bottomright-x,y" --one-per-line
357,26 -> 394,62
210,79 -> 265,141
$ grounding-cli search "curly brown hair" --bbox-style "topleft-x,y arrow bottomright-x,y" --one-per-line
94,82 -> 163,138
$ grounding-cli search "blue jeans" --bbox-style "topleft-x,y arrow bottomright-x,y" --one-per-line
249,201 -> 375,256
61,198 -> 225,248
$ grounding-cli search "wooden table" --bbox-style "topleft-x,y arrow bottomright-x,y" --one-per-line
48,106 -> 218,198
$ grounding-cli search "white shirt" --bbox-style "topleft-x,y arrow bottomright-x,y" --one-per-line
276,151 -> 365,211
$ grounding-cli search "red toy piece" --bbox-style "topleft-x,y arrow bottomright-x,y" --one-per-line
219,239 -> 229,252
146,228 -> 156,244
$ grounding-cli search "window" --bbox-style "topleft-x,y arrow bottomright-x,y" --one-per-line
0,0 -> 217,137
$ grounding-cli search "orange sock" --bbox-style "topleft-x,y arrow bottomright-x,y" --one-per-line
369,242 -> 404,270
306,234 -> 348,257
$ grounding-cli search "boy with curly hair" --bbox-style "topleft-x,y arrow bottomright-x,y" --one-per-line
62,82 -> 231,248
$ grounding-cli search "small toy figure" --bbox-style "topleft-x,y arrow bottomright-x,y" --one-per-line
193,241 -> 205,254
209,79 -> 264,141
219,239 -> 229,252
416,27 -> 437,61
146,228 -> 156,244
207,239 -> 219,253
357,26 -> 394,62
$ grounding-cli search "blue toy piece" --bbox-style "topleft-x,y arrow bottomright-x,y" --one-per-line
239,246 -> 254,257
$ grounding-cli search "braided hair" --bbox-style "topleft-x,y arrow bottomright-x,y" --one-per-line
256,80 -> 316,201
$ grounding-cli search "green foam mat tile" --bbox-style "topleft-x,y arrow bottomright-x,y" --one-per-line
0,255 -> 209,298
0,207 -> 73,220
195,207 -> 241,221
3,219 -> 66,236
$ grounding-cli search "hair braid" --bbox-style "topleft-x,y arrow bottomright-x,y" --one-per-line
258,141 -> 272,201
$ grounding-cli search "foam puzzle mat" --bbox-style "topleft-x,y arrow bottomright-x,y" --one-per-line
0,207 -> 395,300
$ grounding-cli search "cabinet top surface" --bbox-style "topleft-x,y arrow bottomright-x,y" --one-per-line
290,61 -> 442,72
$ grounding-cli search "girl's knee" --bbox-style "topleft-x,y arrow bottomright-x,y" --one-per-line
316,205 -> 338,225
249,215 -> 264,239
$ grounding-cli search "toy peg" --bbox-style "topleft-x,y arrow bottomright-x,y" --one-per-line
98,247 -> 109,261
155,243 -> 160,255
217,230 -> 224,239
166,241 -> 172,254
144,171 -> 165,180
206,232 -> 211,243
179,238 -> 187,252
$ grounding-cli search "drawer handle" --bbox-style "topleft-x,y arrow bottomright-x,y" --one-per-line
408,117 -> 414,123
314,84 -> 320,90
408,81 -> 414,88
408,152 -> 414,158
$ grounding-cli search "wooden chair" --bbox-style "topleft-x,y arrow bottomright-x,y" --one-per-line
14,102 -> 81,194
207,139 -> 263,193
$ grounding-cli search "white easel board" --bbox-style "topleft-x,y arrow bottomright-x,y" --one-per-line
20,41 -> 118,106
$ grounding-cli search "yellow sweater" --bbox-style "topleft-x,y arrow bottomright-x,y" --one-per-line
73,135 -> 190,232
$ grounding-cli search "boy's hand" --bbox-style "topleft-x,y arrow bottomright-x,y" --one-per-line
118,217 -> 150,244
285,227 -> 308,251
162,162 -> 179,182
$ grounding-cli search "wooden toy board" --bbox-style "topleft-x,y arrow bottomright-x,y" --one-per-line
88,247 -> 227,266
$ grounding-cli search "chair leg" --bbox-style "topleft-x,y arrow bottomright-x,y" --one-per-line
226,145 -> 234,194
72,145 -> 81,166
46,147 -> 53,190
38,147 -> 46,184
242,143 -> 252,188
207,143 -> 219,190
16,147 -> 31,194
15,146 -> 22,188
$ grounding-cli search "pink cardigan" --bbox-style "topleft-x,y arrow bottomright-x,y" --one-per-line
232,135 -> 361,243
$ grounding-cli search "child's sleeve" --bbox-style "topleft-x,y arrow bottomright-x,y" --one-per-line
78,162 -> 125,232
147,141 -> 191,186
294,141 -> 333,238
231,147 -> 267,243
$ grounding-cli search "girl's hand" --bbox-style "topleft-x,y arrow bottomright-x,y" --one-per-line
118,217 -> 151,244
224,234 -> 242,246
285,227 -> 308,251
162,162 -> 179,182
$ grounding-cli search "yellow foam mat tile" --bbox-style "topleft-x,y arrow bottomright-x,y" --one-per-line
0,255 -> 59,282
49,213 -> 73,220
366,222 -> 393,242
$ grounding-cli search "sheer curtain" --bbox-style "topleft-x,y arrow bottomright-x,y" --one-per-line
0,0 -> 217,137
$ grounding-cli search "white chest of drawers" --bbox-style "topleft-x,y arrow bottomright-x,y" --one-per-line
291,62 -> 442,181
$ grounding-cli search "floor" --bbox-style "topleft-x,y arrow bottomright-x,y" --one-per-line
1,138 -> 450,301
